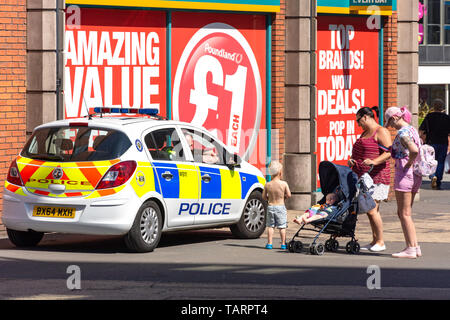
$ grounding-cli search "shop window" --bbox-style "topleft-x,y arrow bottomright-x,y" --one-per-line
446,26 -> 450,44
428,25 -> 441,44
428,0 -> 441,24
446,2 -> 450,44
419,84 -> 446,125
446,1 -> 450,24
427,0 -> 441,44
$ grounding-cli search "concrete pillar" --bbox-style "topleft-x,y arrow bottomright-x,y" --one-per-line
397,0 -> 419,127
284,0 -> 316,210
27,0 -> 65,134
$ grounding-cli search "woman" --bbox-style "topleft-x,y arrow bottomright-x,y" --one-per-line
348,107 -> 391,252
385,106 -> 422,259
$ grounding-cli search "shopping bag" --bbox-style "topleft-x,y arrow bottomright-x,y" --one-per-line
356,173 -> 376,214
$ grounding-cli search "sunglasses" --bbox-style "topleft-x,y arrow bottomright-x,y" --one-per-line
356,115 -> 365,124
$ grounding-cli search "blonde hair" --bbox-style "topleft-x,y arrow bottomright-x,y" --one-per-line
268,161 -> 283,177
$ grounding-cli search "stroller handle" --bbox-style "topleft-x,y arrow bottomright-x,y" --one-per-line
367,164 -> 374,174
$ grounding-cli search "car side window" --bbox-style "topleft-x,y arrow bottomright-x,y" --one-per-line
144,128 -> 186,162
181,129 -> 225,165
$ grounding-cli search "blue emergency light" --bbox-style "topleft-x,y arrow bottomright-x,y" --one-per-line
93,107 -> 159,116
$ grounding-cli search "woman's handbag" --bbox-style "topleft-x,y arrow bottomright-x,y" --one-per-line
356,173 -> 376,214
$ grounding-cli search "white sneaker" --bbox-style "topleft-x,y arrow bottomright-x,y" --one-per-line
392,247 -> 417,259
360,244 -> 373,251
369,244 -> 386,252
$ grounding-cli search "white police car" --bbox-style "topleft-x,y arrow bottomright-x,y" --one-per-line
2,108 -> 267,252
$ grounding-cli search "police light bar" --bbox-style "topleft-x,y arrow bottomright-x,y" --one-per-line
93,107 -> 159,116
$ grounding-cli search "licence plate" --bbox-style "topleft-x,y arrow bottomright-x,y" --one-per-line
32,206 -> 76,219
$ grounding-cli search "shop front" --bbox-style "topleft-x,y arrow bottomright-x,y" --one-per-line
315,0 -> 395,189
64,0 -> 280,174
284,0 -> 399,209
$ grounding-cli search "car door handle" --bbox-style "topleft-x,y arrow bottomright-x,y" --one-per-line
161,171 -> 173,181
201,174 -> 211,183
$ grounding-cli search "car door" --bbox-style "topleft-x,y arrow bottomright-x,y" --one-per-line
180,127 -> 242,225
144,125 -> 199,228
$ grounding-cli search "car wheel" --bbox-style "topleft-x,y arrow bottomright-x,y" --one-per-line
230,190 -> 266,239
7,228 -> 44,247
124,200 -> 162,253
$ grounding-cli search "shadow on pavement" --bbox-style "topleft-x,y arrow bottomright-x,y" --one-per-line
0,255 -> 450,300
0,229 -> 235,254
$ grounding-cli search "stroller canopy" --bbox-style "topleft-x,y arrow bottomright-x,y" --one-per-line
318,161 -> 358,201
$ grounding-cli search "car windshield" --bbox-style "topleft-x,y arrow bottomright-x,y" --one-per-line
21,126 -> 132,162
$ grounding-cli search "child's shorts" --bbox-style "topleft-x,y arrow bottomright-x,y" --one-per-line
266,205 -> 287,229
394,158 -> 422,193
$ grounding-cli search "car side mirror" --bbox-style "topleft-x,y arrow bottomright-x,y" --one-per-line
225,151 -> 241,169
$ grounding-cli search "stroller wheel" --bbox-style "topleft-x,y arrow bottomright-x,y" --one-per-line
353,241 -> 360,253
311,242 -> 325,256
288,240 -> 295,253
346,240 -> 360,254
293,241 -> 303,253
325,240 -> 331,251
331,239 -> 339,252
325,239 -> 339,252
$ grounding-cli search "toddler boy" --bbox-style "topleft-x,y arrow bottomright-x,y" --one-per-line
262,161 -> 291,249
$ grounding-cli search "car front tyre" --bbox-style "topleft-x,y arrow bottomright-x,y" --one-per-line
124,200 -> 162,253
230,190 -> 266,239
7,228 -> 44,247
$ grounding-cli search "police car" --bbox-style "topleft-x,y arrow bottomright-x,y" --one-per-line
2,108 -> 267,252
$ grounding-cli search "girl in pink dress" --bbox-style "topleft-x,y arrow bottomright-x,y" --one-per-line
385,106 -> 422,259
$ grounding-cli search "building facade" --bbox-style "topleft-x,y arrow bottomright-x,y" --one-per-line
0,0 -> 27,219
419,0 -> 450,117
0,0 -> 419,222
0,0 -> 285,221
284,0 -> 418,209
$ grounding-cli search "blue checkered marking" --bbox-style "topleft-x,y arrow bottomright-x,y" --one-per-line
153,162 -> 179,198
240,172 -> 259,199
198,166 -> 222,199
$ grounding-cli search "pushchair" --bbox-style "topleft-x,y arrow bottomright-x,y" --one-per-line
288,161 -> 363,256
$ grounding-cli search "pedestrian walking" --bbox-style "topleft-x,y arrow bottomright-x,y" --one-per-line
419,99 -> 450,190
348,106 -> 391,252
262,161 -> 291,250
385,106 -> 422,259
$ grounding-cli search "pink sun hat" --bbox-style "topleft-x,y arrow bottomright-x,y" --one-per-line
384,106 -> 412,126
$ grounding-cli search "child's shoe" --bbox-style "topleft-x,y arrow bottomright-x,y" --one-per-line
392,247 -> 417,259
265,244 -> 273,249
281,244 -> 287,250
431,176 -> 438,189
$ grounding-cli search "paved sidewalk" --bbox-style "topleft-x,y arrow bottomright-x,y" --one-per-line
1,174 -> 449,243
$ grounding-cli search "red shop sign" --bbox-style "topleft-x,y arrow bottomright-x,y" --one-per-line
316,16 -> 380,185
172,12 -> 266,165
64,8 -> 166,118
